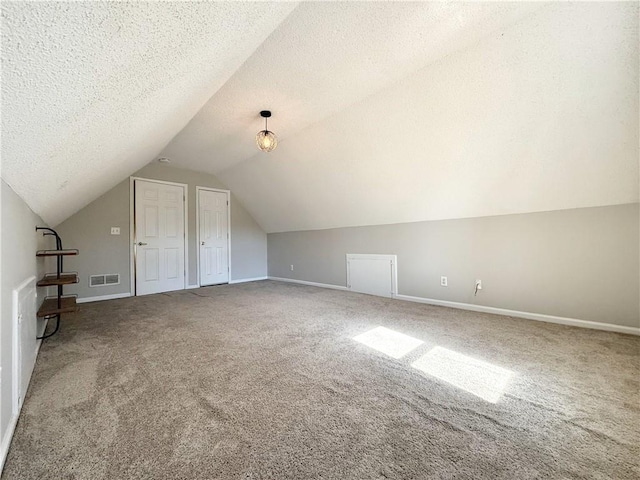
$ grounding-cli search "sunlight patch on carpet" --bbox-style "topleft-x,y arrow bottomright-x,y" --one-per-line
411,346 -> 514,403
353,326 -> 424,359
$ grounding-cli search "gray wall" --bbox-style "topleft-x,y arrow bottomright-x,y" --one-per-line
56,163 -> 267,299
0,180 -> 48,456
268,203 -> 640,328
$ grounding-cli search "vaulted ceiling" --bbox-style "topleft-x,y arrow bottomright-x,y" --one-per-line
2,2 -> 638,231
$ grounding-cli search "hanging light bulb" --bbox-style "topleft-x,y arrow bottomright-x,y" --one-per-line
256,110 -> 278,152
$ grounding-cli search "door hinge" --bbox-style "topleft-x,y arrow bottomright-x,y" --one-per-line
227,201 -> 229,206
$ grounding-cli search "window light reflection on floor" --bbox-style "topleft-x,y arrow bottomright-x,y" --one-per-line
353,326 -> 424,359
411,346 -> 514,403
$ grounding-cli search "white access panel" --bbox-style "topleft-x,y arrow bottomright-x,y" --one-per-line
13,276 -> 37,412
346,254 -> 398,298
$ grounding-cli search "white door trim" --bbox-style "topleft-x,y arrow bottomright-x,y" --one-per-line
129,176 -> 189,296
196,186 -> 231,287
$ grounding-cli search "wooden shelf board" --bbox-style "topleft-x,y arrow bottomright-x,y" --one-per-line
36,249 -> 79,257
37,296 -> 78,317
37,273 -> 79,287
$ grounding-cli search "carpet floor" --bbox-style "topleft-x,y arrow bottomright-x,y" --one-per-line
2,280 -> 639,479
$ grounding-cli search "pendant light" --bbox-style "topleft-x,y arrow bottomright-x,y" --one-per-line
256,110 -> 278,152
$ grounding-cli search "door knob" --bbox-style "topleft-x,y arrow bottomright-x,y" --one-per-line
137,242 -> 148,246
201,241 -> 205,245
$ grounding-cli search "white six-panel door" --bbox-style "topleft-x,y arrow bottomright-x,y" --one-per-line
198,189 -> 229,286
135,180 -> 186,296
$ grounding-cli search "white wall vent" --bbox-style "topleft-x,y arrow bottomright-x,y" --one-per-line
89,274 -> 120,287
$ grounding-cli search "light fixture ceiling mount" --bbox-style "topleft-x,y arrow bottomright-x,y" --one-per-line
256,110 -> 278,153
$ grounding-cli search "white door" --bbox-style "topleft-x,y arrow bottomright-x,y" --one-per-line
198,189 -> 229,286
135,180 -> 185,295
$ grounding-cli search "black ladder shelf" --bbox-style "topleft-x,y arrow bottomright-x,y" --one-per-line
35,227 -> 79,339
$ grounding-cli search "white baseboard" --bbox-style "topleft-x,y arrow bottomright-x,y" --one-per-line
73,280 -> 640,335
0,411 -> 18,474
186,284 -> 199,290
76,292 -> 131,304
267,277 -> 638,335
268,276 -> 348,291
395,294 -> 640,336
229,276 -> 268,284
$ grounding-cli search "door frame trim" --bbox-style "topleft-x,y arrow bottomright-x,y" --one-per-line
129,176 -> 189,297
196,186 -> 231,287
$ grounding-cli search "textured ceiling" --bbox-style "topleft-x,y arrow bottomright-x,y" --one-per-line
160,1 -> 546,174
217,2 -> 639,232
1,1 -> 297,225
2,2 -> 638,232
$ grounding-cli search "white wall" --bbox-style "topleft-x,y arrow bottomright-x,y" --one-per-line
0,180 -> 48,469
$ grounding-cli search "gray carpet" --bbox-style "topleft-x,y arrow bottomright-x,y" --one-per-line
2,280 -> 639,479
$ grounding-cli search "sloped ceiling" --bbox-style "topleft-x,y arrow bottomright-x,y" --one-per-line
160,1 -> 546,173
214,2 -> 639,233
1,1 -> 297,226
2,2 -> 638,232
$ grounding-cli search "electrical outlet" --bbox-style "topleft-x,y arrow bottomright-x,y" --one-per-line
110,227 -> 120,235
290,264 -> 294,271
440,276 -> 448,287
